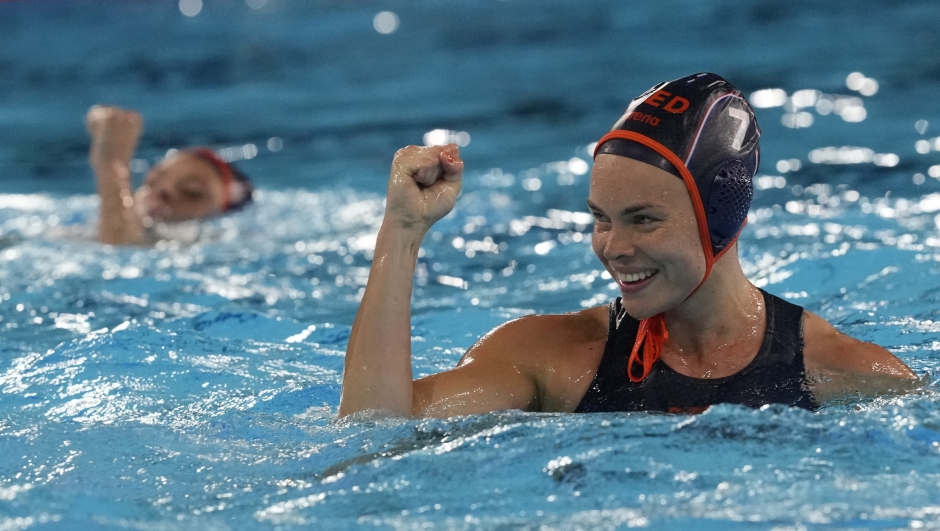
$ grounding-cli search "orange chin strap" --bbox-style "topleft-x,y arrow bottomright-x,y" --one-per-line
594,130 -> 743,382
189,148 -> 234,211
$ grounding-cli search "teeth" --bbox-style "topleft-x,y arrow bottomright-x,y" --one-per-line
618,270 -> 655,283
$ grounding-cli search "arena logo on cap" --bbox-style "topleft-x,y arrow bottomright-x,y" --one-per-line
645,90 -> 690,114
626,111 -> 660,126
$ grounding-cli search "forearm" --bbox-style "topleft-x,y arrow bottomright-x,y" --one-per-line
338,222 -> 424,417
93,159 -> 145,245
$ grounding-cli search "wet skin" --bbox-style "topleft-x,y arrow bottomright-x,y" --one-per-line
588,153 -> 708,320
588,155 -> 769,380
135,152 -> 225,223
339,146 -> 920,419
86,104 -> 227,245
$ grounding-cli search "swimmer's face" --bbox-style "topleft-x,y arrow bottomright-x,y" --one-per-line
588,155 -> 707,318
135,152 -> 225,223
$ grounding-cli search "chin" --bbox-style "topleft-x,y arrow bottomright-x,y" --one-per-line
170,213 -> 206,222
146,207 -> 191,223
619,291 -> 685,319
619,301 -> 662,320
145,211 -> 169,224
138,199 -> 166,223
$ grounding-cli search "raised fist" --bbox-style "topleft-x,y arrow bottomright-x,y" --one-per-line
86,105 -> 144,167
384,144 -> 463,233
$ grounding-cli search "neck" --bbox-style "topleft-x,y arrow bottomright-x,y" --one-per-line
662,246 -> 764,356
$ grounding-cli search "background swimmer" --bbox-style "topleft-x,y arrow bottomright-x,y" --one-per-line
339,73 -> 920,419
86,105 -> 253,245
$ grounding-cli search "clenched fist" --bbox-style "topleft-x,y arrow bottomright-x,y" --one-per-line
384,144 -> 464,234
86,105 -> 143,168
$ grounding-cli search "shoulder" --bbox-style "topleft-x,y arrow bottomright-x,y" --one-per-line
802,311 -> 877,369
458,305 -> 610,411
511,305 -> 608,340
411,305 -> 610,415
460,305 -> 608,364
802,310 -> 911,376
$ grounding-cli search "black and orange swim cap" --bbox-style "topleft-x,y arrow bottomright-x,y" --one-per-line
594,72 -> 760,257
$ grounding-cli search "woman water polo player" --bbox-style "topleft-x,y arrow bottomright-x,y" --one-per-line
86,105 -> 253,245
338,73 -> 918,418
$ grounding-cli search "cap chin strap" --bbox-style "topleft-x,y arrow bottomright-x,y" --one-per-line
188,148 -> 234,211
594,131 -> 742,382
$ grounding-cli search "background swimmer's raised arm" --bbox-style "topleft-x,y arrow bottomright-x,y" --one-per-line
338,145 -> 466,417
86,105 -> 147,246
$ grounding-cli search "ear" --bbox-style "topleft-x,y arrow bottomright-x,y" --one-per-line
704,158 -> 752,253
223,179 -> 253,211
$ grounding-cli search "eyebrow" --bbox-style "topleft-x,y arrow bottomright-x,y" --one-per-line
586,200 -> 662,217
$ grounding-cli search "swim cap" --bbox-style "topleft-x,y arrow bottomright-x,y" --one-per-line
188,148 -> 254,212
594,72 -> 760,257
592,72 -> 761,383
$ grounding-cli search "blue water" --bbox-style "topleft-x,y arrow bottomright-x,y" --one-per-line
3,0 -> 940,529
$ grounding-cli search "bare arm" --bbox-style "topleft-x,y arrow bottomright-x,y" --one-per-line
411,309 -> 607,417
338,145 -> 463,417
412,319 -> 543,417
803,310 -> 920,403
86,105 -> 146,246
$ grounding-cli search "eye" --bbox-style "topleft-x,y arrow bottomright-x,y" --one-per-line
178,184 -> 206,200
590,210 -> 608,222
634,214 -> 654,225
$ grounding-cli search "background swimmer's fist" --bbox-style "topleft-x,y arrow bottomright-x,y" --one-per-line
86,105 -> 143,168
384,144 -> 463,233
85,105 -> 146,245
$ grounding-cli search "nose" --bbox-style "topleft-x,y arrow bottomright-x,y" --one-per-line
603,223 -> 638,263
146,181 -> 174,205
143,183 -> 176,218
158,187 -> 173,206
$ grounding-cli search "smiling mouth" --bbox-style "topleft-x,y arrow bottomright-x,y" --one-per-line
616,269 -> 658,285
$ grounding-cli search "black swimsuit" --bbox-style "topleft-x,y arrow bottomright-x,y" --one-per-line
575,290 -> 818,413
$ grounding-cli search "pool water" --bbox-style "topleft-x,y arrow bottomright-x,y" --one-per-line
3,0 -> 940,529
